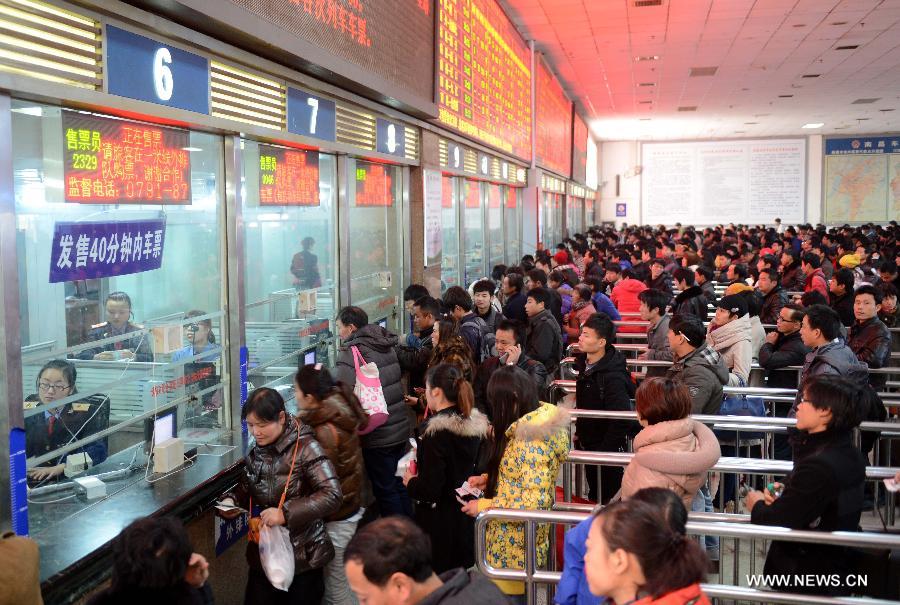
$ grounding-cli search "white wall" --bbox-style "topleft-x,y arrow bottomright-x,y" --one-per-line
599,135 -> 828,227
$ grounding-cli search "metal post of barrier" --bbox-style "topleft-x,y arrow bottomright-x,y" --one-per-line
525,515 -> 536,605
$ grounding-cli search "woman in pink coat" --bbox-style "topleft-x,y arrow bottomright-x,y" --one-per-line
620,377 -> 721,508
563,284 -> 597,342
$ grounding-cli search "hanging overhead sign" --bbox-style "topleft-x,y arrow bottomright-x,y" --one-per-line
287,87 -> 337,142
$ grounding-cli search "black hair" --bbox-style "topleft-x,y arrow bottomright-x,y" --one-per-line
650,258 -> 666,268
548,270 -> 565,285
294,364 -> 368,431
638,289 -> 670,316
584,276 -> 604,293
504,272 -> 524,294
880,262 -> 897,276
605,262 -> 622,274
241,386 -> 286,422
800,290 -> 829,308
338,306 -> 368,330
573,284 -> 593,304
491,265 -> 508,282
801,252 -> 821,268
37,359 -> 77,394
695,265 -> 714,282
403,284 -> 429,303
832,268 -> 855,292
781,302 -> 805,323
110,517 -> 193,592
801,374 -> 862,432
758,267 -> 780,283
879,282 -> 898,300
413,296 -> 441,320
442,286 -> 473,313
672,267 -> 694,285
582,312 -> 616,342
472,279 -> 496,296
737,290 -> 762,318
184,310 -> 215,344
526,286 -> 552,308
106,291 -> 133,309
425,363 -> 474,418
484,366 -> 539,497
855,284 -> 883,305
496,318 -> 525,345
760,254 -> 778,267
803,304 -> 842,341
344,517 -> 433,586
669,313 -> 705,348
527,268 -> 548,287
731,263 -> 749,281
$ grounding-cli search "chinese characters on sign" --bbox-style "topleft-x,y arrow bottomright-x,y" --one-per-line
535,58 -> 572,178
62,112 -> 191,204
572,113 -> 589,185
355,163 -> 394,206
258,144 -> 320,206
50,218 -> 167,283
464,180 -> 480,208
438,0 -> 532,161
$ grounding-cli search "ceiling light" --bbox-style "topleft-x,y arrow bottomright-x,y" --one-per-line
778,94 -> 794,98
689,66 -> 718,77
802,74 -> 821,78
638,82 -> 655,87
734,130 -> 746,134
639,100 -> 652,104
744,122 -> 758,125
677,106 -> 697,112
639,118 -> 652,121
856,117 -> 870,121
852,98 -> 880,104
634,55 -> 661,62
831,21 -> 848,25
879,108 -> 895,112
835,45 -> 859,50
792,24 -> 806,28
634,0 -> 663,6
802,123 -> 824,129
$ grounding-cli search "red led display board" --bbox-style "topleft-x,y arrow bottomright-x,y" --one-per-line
355,162 -> 395,206
535,58 -> 572,177
437,0 -> 532,161
226,0 -> 434,104
506,186 -> 516,208
63,112 -> 191,204
464,180 -> 480,208
572,112 -> 589,185
258,144 -> 320,206
442,175 -> 454,208
488,184 -> 501,208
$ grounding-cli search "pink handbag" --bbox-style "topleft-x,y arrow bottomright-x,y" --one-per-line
351,346 -> 389,435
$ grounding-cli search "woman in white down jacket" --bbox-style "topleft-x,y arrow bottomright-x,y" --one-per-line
706,294 -> 753,386
620,377 -> 721,508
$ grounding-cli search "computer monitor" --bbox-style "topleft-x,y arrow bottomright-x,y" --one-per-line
304,349 -> 316,365
144,408 -> 177,450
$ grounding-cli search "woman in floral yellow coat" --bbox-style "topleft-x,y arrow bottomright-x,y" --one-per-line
463,365 -> 570,601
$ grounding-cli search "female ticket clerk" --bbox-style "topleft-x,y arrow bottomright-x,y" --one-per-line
77,291 -> 153,362
25,360 -> 109,481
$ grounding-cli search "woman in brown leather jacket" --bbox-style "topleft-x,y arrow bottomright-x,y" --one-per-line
221,387 -> 341,605
294,364 -> 367,605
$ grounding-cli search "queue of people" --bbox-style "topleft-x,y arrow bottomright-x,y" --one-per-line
82,219 -> 900,605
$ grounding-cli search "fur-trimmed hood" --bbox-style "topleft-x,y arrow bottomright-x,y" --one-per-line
422,407 -> 490,439
510,402 -> 571,442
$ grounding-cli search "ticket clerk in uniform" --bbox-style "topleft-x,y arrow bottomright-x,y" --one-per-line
25,360 -> 110,481
76,291 -> 153,362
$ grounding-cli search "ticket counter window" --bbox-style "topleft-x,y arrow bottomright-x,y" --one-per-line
241,140 -> 338,390
487,184 -> 503,274
462,179 -> 485,286
347,159 -> 404,334
540,192 -> 554,249
504,187 -> 521,264
440,176 -> 459,289
10,102 -> 227,553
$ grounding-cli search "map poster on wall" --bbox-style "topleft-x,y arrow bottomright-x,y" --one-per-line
824,136 -> 900,223
62,111 -> 191,204
641,139 -> 805,226
437,0 -> 532,161
258,144 -> 320,206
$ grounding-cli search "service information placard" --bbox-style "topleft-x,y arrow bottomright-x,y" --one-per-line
535,58 -> 572,177
355,162 -> 395,206
258,144 -> 320,206
62,111 -> 191,204
437,0 -> 532,161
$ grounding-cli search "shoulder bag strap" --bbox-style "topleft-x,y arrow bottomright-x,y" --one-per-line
278,419 -> 303,510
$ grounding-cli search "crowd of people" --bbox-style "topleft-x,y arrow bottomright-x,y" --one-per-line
84,220 -> 899,605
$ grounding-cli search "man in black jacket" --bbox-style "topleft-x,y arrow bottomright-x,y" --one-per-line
758,303 -> 810,393
573,313 -> 637,503
672,267 -> 708,322
756,268 -> 788,325
828,268 -> 856,328
524,287 -> 564,376
848,284 -> 892,392
442,286 -> 487,364
695,265 -> 717,305
336,306 -> 412,518
527,268 -> 563,327
473,319 -> 549,417
745,375 -> 866,596
501,272 -> 527,323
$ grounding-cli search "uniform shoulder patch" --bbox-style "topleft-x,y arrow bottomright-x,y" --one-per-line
71,403 -> 91,412
23,400 -> 38,409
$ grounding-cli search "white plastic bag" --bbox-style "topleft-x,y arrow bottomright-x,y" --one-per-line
259,524 -> 295,591
395,438 -> 418,478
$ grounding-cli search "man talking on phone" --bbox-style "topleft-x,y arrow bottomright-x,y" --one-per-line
472,319 -> 548,419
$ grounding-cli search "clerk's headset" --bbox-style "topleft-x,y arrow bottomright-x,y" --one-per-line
106,291 -> 135,320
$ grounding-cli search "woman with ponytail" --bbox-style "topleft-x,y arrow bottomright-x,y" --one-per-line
294,364 -> 367,605
402,362 -> 488,572
584,489 -> 710,605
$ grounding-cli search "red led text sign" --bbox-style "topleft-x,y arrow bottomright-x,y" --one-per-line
355,162 -> 395,206
536,58 -> 572,178
442,175 -> 454,208
258,144 -> 320,206
488,184 -> 501,208
572,113 -> 589,185
465,180 -> 480,208
506,186 -> 516,209
438,0 -> 532,161
63,112 -> 191,204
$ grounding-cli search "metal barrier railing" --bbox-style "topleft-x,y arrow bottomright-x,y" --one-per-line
475,507 -> 900,605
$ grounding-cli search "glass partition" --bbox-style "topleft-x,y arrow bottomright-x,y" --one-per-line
540,191 -> 554,248
486,184 -> 503,273
241,140 -> 338,392
11,101 -> 226,534
440,175 -> 460,290
347,159 -> 404,333
462,179 -> 485,286
504,186 -> 521,264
